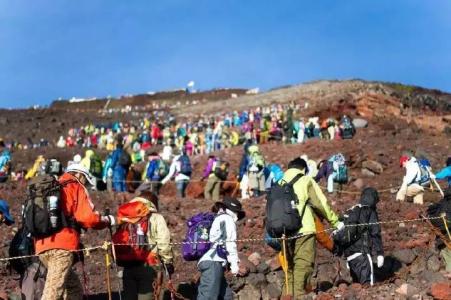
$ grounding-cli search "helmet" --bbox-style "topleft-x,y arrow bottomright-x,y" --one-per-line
66,164 -> 96,186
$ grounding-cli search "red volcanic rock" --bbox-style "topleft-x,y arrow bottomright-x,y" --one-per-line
430,282 -> 451,300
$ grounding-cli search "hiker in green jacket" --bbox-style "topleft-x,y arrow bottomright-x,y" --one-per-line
282,157 -> 343,297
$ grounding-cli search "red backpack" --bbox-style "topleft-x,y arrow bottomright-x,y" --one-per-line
112,201 -> 158,267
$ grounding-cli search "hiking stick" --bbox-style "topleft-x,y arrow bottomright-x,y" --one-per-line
427,169 -> 444,197
105,250 -> 112,300
281,234 -> 289,296
105,209 -> 123,300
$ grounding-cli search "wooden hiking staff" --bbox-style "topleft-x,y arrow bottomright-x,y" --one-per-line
105,250 -> 113,300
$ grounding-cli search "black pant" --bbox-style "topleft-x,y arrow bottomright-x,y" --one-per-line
348,254 -> 373,285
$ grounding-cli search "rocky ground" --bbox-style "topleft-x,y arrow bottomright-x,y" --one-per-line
1,80 -> 451,299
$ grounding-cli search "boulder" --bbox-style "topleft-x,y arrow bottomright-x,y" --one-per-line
395,283 -> 419,297
229,276 -> 246,292
265,256 -> 281,271
353,118 -> 368,128
248,252 -> 262,267
256,262 -> 270,274
392,249 -> 417,264
426,255 -> 441,272
361,160 -> 384,174
410,257 -> 426,275
361,168 -> 375,177
266,271 -> 284,287
430,282 -> 451,300
264,283 -> 282,299
239,255 -> 257,273
246,273 -> 267,288
236,284 -> 261,299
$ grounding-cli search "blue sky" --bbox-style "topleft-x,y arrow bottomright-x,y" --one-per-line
0,0 -> 450,108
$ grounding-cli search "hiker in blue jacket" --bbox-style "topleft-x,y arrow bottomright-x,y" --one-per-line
110,141 -> 130,192
434,157 -> 451,188
0,141 -> 11,183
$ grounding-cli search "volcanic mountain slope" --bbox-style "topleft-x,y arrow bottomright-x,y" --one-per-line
0,80 -> 450,299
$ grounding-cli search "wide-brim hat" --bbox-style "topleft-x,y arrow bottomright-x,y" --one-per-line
218,196 -> 246,220
0,200 -> 14,225
66,163 -> 96,186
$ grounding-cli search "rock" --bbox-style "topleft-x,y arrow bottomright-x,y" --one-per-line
419,270 -> 446,283
266,256 -> 281,271
353,118 -> 368,128
427,255 -> 441,272
236,283 -> 261,299
362,160 -> 384,174
266,271 -> 284,287
352,178 -> 364,189
246,273 -> 267,288
410,257 -> 426,275
361,168 -> 375,177
229,276 -> 246,292
430,282 -> 451,300
316,293 -> 334,300
239,255 -> 257,273
256,262 -> 270,274
264,283 -> 281,299
395,283 -> 419,297
238,264 -> 250,277
248,252 -> 262,267
392,249 -> 417,264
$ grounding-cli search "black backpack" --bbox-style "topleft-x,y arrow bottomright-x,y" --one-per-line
266,174 -> 308,238
214,160 -> 229,181
23,175 -> 75,239
9,227 -> 36,276
427,194 -> 451,235
118,151 -> 132,169
333,205 -> 370,249
44,159 -> 63,176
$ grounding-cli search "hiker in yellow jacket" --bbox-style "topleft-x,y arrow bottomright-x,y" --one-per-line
25,155 -> 45,180
281,157 -> 342,297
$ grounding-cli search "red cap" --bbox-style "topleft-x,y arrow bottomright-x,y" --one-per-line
399,156 -> 409,167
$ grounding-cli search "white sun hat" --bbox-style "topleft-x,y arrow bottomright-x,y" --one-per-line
66,163 -> 96,186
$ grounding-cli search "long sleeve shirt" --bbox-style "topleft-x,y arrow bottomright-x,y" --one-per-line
400,158 -> 422,190
435,166 -> 451,186
161,155 -> 190,184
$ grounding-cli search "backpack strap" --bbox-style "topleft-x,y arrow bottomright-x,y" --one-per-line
286,173 -> 304,187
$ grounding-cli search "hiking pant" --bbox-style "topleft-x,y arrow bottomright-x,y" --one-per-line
21,262 -> 46,300
283,234 -> 316,297
327,172 -> 337,193
176,180 -> 189,198
347,253 -> 374,286
441,248 -> 451,272
123,264 -> 156,300
240,174 -> 250,199
297,130 -> 305,143
204,174 -> 221,201
39,249 -> 83,300
248,170 -> 265,195
396,184 -> 424,204
113,168 -> 127,192
197,261 -> 232,300
328,126 -> 335,140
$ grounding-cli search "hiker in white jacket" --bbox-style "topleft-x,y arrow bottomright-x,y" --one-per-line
396,155 -> 424,204
197,197 -> 246,300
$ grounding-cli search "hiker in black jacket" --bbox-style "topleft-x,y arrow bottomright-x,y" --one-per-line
339,187 -> 384,285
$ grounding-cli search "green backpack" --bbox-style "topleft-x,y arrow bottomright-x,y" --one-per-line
90,153 -> 103,178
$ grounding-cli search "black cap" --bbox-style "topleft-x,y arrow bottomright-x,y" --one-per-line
218,196 -> 246,220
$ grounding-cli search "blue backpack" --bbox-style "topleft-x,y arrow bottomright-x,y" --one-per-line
178,155 -> 192,176
416,159 -> 431,186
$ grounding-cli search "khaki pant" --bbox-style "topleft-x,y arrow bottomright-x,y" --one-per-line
396,184 -> 424,204
204,174 -> 221,201
123,264 -> 157,300
283,234 -> 316,298
248,170 -> 265,194
39,249 -> 83,300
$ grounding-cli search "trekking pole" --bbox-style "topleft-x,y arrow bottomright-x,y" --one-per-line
281,234 -> 289,296
162,263 -> 175,300
105,209 -> 123,300
104,244 -> 113,300
442,214 -> 451,242
428,169 -> 444,197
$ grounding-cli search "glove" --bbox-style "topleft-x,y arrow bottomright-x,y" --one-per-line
377,255 -> 384,268
429,173 -> 436,180
101,215 -> 116,226
164,263 -> 175,276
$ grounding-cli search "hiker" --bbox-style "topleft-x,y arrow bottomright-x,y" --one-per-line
333,187 -> 384,285
197,197 -> 246,300
264,163 -> 284,190
396,155 -> 425,204
25,155 -> 46,180
204,158 -> 230,202
34,164 -> 115,300
301,155 -> 318,178
144,152 -> 168,195
315,154 -> 348,193
246,145 -> 266,197
426,187 -> 451,272
161,149 -> 192,198
280,157 -> 342,297
340,115 -> 356,139
114,192 -> 174,300
80,149 -> 102,189
434,157 -> 451,188
0,199 -> 14,226
0,140 -> 11,183
110,141 -> 132,192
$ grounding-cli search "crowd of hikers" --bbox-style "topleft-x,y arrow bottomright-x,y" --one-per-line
1,126 -> 451,299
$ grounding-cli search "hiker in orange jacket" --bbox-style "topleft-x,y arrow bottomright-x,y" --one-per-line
35,164 -> 115,300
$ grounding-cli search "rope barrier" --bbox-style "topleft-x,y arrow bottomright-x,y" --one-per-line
1,216 -> 448,263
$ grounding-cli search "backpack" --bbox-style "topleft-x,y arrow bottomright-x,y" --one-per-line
182,212 -> 216,261
118,151 -> 132,169
416,159 -> 431,186
214,160 -> 229,181
427,194 -> 451,235
333,205 -> 370,249
157,159 -> 169,178
23,175 -> 75,238
9,227 -> 36,276
44,159 -> 62,176
90,153 -> 103,178
266,174 -> 308,238
112,217 -> 158,267
335,164 -> 348,184
178,155 -> 192,176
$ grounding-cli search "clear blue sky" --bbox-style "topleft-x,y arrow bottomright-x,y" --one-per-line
0,0 -> 450,108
